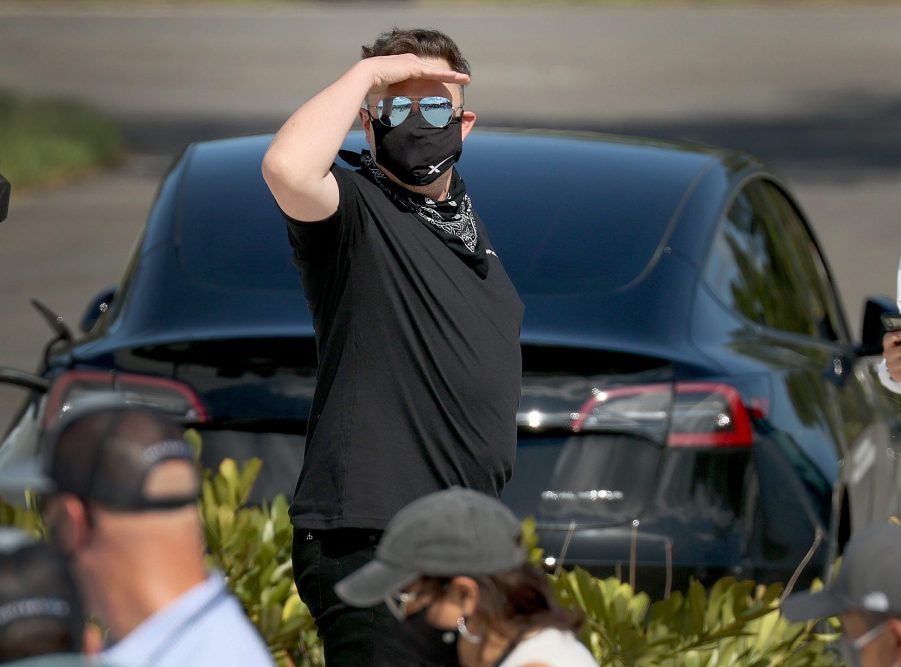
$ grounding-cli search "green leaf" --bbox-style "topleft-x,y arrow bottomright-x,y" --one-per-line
687,579 -> 708,636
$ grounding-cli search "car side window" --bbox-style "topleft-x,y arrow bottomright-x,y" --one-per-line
704,181 -> 817,335
759,183 -> 847,342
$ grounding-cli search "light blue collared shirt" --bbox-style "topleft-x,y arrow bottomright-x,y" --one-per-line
103,573 -> 274,667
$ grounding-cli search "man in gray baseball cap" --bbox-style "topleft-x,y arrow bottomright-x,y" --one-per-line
782,522 -> 901,667
26,396 -> 275,666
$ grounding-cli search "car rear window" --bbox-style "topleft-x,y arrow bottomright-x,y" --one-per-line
176,133 -> 713,295
463,134 -> 711,295
176,137 -> 301,291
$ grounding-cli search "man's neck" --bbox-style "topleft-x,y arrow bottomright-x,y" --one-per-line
90,562 -> 209,643
82,523 -> 210,642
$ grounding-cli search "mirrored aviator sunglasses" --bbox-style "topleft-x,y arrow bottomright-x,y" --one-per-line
369,95 -> 458,129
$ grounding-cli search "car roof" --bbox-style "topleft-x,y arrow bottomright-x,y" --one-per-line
90,129 -> 762,364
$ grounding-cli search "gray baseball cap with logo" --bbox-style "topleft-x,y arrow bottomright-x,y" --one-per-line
0,393 -> 199,511
782,522 -> 901,621
335,487 -> 527,607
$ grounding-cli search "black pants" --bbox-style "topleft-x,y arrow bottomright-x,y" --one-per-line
292,527 -> 451,667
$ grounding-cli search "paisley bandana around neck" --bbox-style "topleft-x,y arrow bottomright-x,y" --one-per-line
359,150 -> 490,278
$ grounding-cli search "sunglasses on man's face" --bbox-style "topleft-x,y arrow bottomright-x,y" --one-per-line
366,95 -> 462,129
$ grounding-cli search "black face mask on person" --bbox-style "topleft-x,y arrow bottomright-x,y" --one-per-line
396,607 -> 462,667
371,115 -> 463,187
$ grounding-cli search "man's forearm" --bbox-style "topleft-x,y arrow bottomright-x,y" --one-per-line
262,61 -> 373,216
264,62 -> 372,188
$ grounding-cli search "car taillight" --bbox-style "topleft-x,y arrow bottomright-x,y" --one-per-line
43,369 -> 208,428
571,381 -> 754,448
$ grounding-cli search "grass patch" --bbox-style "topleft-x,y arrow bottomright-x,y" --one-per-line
0,90 -> 125,191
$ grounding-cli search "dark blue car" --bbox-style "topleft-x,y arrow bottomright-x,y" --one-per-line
3,129 -> 899,596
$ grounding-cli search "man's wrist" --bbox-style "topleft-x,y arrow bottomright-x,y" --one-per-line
346,59 -> 379,99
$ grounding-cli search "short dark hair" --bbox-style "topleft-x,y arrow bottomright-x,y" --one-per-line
361,28 -> 471,76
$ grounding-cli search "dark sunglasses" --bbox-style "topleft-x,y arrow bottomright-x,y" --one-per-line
384,589 -> 420,621
366,95 -> 462,129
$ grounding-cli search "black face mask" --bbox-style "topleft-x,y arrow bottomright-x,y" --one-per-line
397,607 -> 461,667
371,115 -> 463,186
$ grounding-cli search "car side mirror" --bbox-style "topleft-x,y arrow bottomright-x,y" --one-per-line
858,294 -> 898,356
80,285 -> 117,333
0,174 -> 9,223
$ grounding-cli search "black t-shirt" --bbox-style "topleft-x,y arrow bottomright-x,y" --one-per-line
284,161 -> 524,530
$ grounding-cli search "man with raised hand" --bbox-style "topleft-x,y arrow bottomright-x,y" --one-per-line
263,28 -> 523,666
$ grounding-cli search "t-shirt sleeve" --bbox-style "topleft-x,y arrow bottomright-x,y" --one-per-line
281,164 -> 362,262
280,165 -> 363,330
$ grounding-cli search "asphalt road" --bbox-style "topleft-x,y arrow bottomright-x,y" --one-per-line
1,2 -> 900,428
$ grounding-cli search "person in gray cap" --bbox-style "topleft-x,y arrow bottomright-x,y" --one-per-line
335,487 -> 596,667
31,397 -> 275,667
0,528 -> 95,666
782,522 -> 901,667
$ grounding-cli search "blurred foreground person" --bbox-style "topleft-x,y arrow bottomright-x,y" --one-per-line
782,523 -> 901,667
0,528 -> 93,666
335,488 -> 596,667
31,398 -> 274,667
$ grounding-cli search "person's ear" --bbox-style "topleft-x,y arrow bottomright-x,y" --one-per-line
45,494 -> 91,555
447,576 -> 480,617
460,111 -> 477,141
82,621 -> 105,656
360,109 -> 374,149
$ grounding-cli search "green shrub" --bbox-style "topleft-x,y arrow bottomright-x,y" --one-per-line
519,516 -> 838,666
0,89 -> 124,190
1,456 -> 840,666
552,569 -> 837,665
162,457 -> 852,665
0,491 -> 42,538
199,457 -> 322,667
